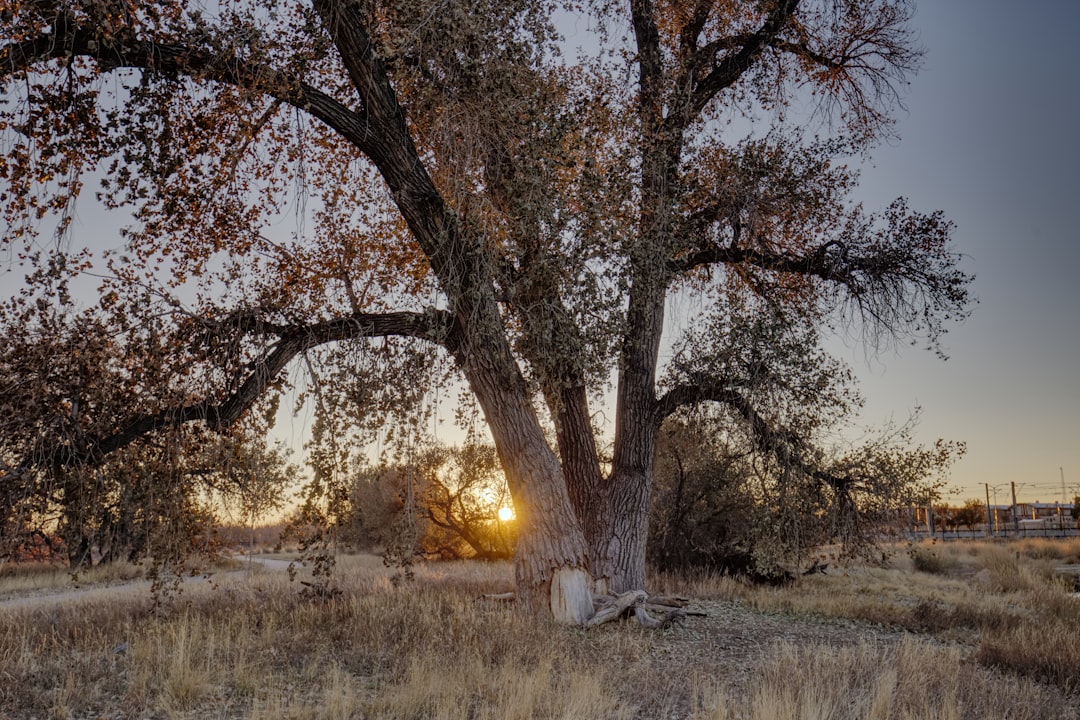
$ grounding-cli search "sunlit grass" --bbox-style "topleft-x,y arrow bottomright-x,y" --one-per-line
694,637 -> 1067,720
1,542 -> 1077,718
675,539 -> 1080,694
0,558 -> 146,598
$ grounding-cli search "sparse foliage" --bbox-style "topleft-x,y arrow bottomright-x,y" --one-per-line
345,443 -> 517,561
650,404 -> 962,580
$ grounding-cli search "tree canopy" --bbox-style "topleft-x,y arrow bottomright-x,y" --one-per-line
1,0 -> 971,621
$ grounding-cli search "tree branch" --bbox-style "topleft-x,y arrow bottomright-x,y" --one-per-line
8,308 -> 453,477
311,0 -> 490,308
669,197 -> 971,356
689,0 -> 800,117
668,241 -> 846,279
0,10 -> 376,154
655,381 -> 830,485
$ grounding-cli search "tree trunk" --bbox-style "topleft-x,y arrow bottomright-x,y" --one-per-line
476,383 -> 593,622
590,469 -> 653,592
546,381 -> 652,595
600,287 -> 667,592
315,0 -> 594,621
449,296 -> 594,623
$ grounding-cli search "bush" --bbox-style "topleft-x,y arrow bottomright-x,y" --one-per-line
909,546 -> 954,575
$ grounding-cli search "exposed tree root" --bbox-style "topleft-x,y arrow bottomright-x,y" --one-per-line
586,590 -> 648,626
478,588 -> 704,627
588,590 -> 703,628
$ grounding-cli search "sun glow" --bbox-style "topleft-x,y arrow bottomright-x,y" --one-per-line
497,506 -> 515,522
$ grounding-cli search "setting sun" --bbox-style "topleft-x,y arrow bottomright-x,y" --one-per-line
497,506 -> 515,522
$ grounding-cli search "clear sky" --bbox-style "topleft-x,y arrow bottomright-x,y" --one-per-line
833,0 -> 1080,504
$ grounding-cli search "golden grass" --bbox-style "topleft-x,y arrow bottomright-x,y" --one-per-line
677,539 -> 1080,697
0,544 -> 1077,719
0,558 -> 145,597
695,637 -> 1067,720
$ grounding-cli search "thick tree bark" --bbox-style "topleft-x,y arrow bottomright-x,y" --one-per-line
447,297 -> 592,622
548,383 -> 613,583
602,288 -> 667,592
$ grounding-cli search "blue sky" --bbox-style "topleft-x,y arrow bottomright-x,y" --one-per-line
835,0 -> 1080,503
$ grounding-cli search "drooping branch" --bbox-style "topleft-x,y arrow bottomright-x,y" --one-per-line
7,308 -> 453,478
0,8 -> 377,155
655,380 -> 834,488
655,371 -> 952,533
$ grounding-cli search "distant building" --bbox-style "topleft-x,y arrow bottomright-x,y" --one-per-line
907,502 -> 1077,535
989,502 -> 1076,530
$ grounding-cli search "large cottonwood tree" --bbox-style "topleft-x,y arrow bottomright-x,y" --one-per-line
0,0 -> 970,621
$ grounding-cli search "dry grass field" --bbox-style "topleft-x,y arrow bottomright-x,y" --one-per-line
1,539 -> 1078,719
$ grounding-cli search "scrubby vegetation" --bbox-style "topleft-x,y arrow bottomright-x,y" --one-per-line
1,539 -> 1077,719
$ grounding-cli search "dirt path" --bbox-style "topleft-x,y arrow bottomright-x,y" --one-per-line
0,555 -> 296,611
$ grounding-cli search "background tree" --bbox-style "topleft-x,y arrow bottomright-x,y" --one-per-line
932,505 -> 957,533
650,405 -> 961,580
344,443 -> 516,561
419,442 -> 517,560
951,499 -> 986,532
1,0 -> 971,621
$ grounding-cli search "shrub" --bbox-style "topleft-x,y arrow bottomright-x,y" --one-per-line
908,546 -> 953,575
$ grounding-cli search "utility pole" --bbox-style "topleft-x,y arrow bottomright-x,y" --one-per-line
1062,467 -> 1067,505
985,483 -> 993,537
1011,481 -> 1020,534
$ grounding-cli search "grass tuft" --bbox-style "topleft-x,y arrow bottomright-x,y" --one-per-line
909,545 -> 956,574
695,637 -> 1067,720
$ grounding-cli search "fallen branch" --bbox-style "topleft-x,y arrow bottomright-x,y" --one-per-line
644,594 -> 691,608
634,605 -> 687,629
477,591 -> 517,602
587,590 -> 648,626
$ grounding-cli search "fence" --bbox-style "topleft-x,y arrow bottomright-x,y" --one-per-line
908,525 -> 1080,541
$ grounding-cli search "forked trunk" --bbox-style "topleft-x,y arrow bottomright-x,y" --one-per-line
552,382 -> 655,594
